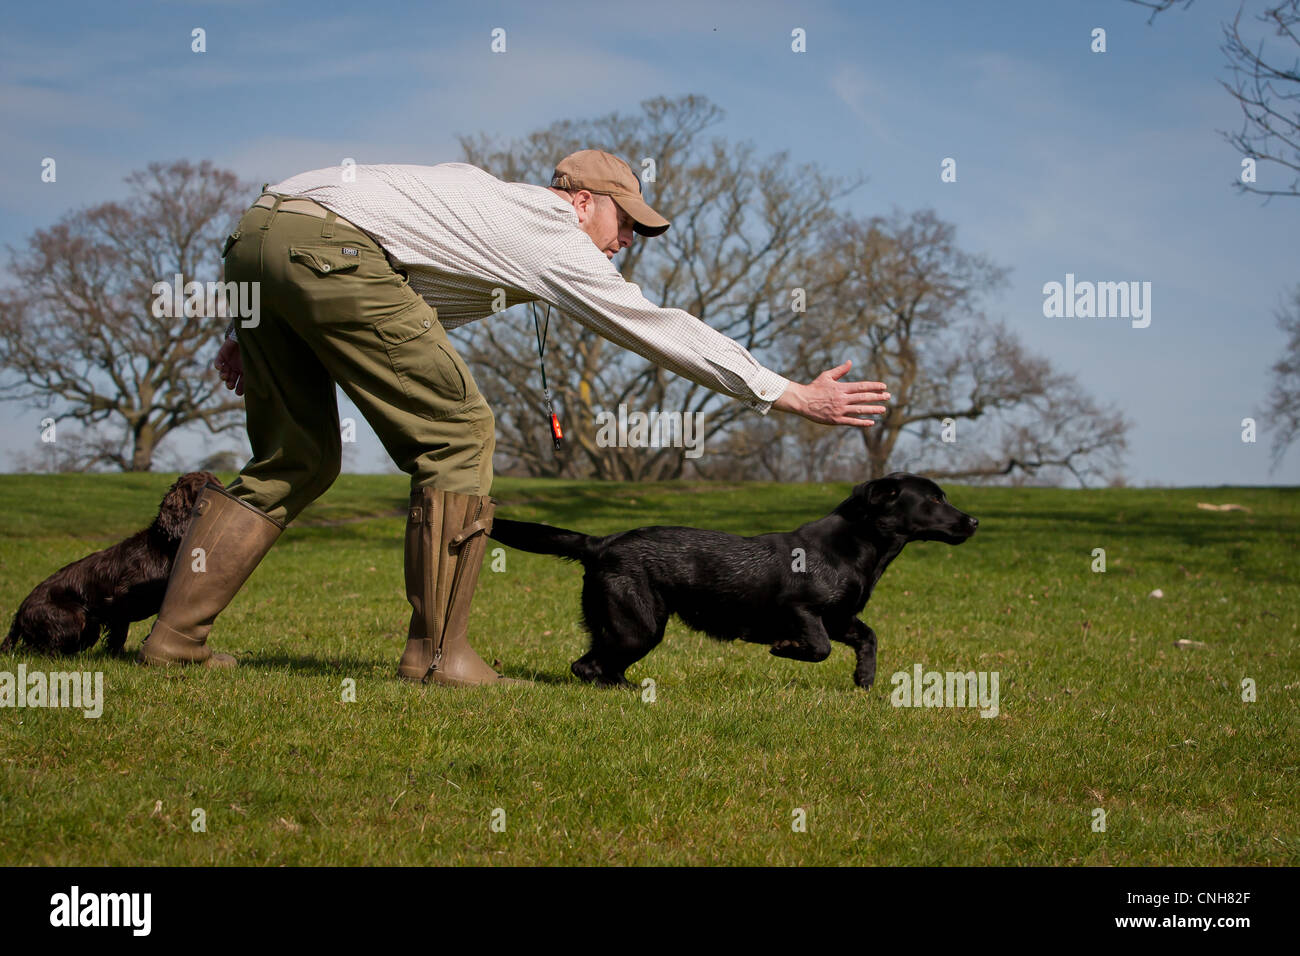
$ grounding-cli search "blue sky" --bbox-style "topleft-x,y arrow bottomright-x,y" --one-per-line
1,0 -> 1296,485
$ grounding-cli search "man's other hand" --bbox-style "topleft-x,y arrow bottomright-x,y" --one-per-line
215,338 -> 245,396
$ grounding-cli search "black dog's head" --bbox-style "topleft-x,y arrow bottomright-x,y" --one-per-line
153,471 -> 223,541
836,472 -> 977,544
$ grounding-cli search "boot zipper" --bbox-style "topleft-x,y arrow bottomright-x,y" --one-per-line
427,498 -> 484,680
445,497 -> 483,600
422,647 -> 442,684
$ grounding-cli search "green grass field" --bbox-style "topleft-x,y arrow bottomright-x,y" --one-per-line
0,474 -> 1295,865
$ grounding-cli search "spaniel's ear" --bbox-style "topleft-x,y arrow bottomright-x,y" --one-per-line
155,474 -> 206,540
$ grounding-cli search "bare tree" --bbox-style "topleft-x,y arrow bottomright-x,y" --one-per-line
1127,0 -> 1300,200
717,209 -> 1130,487
0,160 -> 250,471
1222,1 -> 1300,199
460,102 -> 1127,487
1125,0 -> 1195,24
12,423 -> 129,474
1258,284 -> 1300,469
912,358 -> 1131,488
693,410 -> 865,483
458,94 -> 861,480
1129,1 -> 1299,467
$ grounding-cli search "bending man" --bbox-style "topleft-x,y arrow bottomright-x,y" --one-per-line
138,150 -> 890,686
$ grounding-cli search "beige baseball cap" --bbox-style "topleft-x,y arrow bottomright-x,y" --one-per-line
551,149 -> 670,237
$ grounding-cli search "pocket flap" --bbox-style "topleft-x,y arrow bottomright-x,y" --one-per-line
374,303 -> 439,345
289,245 -> 360,275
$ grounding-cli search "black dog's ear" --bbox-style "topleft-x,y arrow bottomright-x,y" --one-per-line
839,477 -> 901,522
865,477 -> 902,509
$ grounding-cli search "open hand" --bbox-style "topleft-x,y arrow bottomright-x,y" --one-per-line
771,360 -> 889,427
215,338 -> 244,396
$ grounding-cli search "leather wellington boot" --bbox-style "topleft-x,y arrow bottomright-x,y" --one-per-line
138,482 -> 284,668
397,487 -> 526,687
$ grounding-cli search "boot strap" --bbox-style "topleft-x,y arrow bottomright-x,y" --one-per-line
450,519 -> 491,548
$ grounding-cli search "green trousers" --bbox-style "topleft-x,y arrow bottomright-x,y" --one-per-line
222,196 -> 495,524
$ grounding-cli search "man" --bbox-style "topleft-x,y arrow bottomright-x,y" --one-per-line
138,150 -> 890,687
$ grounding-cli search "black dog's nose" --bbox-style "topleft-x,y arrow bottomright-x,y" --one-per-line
968,516 -> 979,530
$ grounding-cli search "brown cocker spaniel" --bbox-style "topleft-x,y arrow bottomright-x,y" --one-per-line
2,472 -> 221,657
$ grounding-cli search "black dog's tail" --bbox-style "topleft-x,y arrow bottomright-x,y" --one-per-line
489,518 -> 595,562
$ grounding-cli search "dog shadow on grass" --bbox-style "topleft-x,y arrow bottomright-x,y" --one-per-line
5,644 -> 579,685
240,652 -> 573,686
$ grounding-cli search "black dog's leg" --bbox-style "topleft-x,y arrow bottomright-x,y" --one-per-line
769,610 -> 832,663
833,618 -> 878,690
572,574 -> 665,689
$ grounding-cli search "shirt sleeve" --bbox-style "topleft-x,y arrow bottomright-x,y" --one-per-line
514,205 -> 791,414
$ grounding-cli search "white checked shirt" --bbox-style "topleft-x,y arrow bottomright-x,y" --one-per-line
267,163 -> 790,413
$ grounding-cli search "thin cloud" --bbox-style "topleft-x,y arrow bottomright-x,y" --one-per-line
830,64 -> 898,146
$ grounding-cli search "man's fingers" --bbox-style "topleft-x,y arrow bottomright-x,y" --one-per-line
826,360 -> 853,381
841,382 -> 888,397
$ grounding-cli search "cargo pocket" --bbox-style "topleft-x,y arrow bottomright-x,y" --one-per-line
374,302 -> 468,408
288,245 -> 361,276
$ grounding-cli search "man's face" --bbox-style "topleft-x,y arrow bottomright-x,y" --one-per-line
575,192 -> 635,259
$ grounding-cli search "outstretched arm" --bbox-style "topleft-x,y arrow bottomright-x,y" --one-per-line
527,214 -> 890,422
770,360 -> 889,427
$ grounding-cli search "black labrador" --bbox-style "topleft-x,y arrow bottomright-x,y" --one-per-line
489,472 -> 977,689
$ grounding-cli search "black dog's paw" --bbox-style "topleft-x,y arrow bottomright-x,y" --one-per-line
769,639 -> 827,663
595,675 -> 636,690
853,657 -> 877,691
769,639 -> 804,660
570,657 -> 600,683
571,657 -> 633,688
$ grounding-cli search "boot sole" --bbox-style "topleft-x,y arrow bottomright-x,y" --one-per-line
138,652 -> 238,669
396,670 -> 528,687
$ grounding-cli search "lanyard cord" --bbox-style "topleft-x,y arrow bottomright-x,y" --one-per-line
531,300 -> 551,392
529,301 -> 563,450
